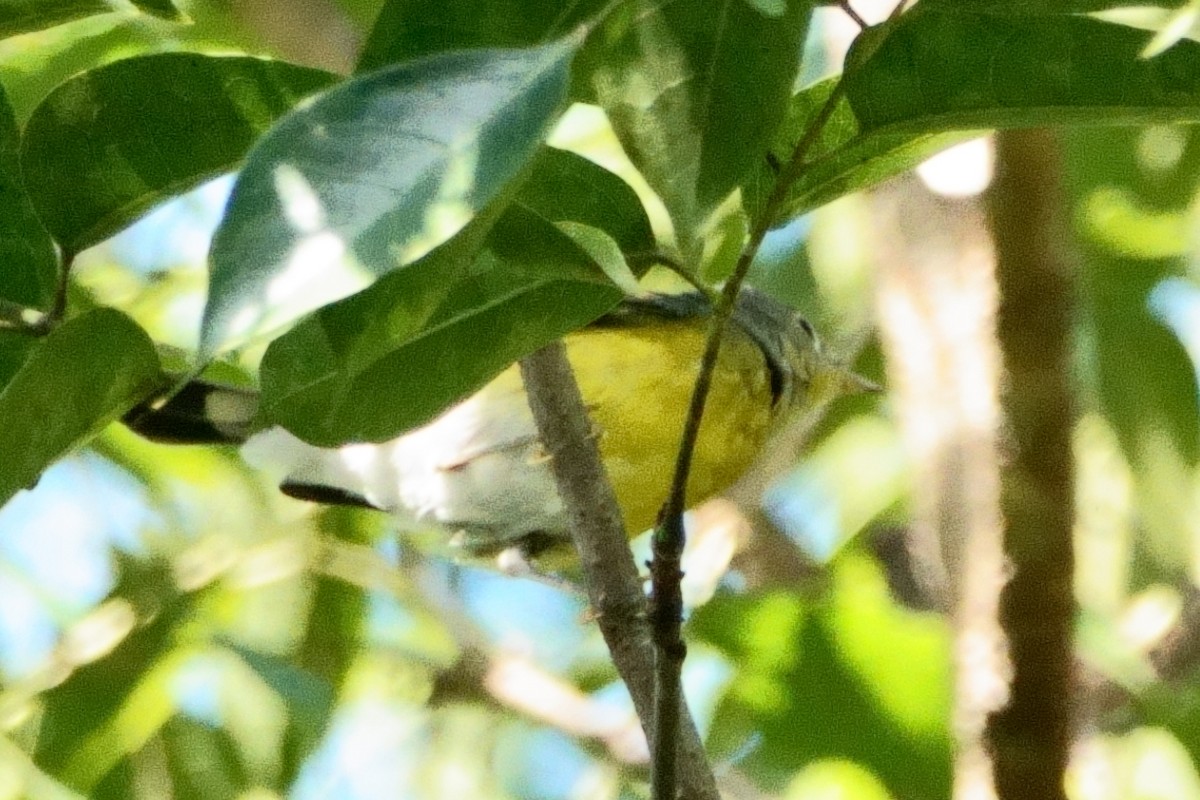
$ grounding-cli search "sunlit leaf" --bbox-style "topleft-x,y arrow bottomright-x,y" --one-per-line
20,53 -> 335,255
157,717 -> 248,799
745,0 -> 789,17
201,39 -> 579,356
35,559 -> 187,790
0,0 -> 109,39
750,13 -> 1200,228
228,643 -> 332,783
1066,126 -> 1200,468
692,552 -> 952,799
0,309 -> 161,507
0,0 -> 182,37
1141,1 -> 1200,58
784,760 -> 894,800
556,222 -> 641,295
589,0 -> 810,243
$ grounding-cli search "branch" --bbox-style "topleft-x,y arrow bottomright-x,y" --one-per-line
518,343 -> 720,800
984,129 -> 1076,800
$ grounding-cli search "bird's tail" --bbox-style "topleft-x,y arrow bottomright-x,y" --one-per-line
123,381 -> 259,445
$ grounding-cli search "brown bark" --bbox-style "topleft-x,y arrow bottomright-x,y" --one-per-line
519,343 -> 720,800
984,129 -> 1077,800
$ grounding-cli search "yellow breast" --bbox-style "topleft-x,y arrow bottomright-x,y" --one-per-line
564,320 -> 779,536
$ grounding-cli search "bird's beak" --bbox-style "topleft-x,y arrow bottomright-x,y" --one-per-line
838,369 -> 882,395
808,365 -> 882,406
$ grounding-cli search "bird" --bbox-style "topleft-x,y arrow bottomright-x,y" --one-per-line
124,288 -> 874,564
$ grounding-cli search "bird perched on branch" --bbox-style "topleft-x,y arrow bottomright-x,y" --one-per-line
125,289 -> 874,563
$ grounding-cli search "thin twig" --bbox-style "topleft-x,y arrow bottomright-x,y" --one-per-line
648,65 -> 847,800
838,0 -> 868,29
518,343 -> 721,800
649,3 -> 908,797
28,249 -> 74,336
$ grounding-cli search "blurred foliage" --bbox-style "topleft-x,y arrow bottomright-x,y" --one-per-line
0,2 -> 1199,800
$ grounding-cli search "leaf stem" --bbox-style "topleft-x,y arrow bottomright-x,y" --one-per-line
0,250 -> 74,337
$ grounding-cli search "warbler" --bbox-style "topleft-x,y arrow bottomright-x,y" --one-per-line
126,289 -> 872,561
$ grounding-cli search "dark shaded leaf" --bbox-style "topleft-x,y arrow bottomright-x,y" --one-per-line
357,0 -> 604,72
589,0 -> 811,240
0,82 -> 56,308
0,334 -> 34,393
201,40 -> 578,356
743,77 -> 975,226
0,308 -> 161,507
519,146 -> 655,256
21,53 -> 335,254
259,202 -> 623,445
844,12 -> 1200,135
129,0 -> 185,21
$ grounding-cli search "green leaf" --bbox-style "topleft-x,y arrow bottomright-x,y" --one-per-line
128,0 -> 185,21
1067,126 -> 1200,464
589,0 -> 810,244
517,146 -> 656,257
1138,1 -> 1200,58
281,515 -> 368,781
0,308 -> 160,507
784,761 -> 894,800
744,0 -> 789,17
0,80 -> 56,309
692,552 -> 952,799
0,334 -> 34,393
357,0 -> 604,72
35,558 -> 188,789
749,13 -> 1200,227
201,40 -> 579,357
844,11 -> 1200,135
229,644 -> 334,778
556,222 -> 642,295
919,0 -> 1184,11
0,0 -> 109,39
743,77 -> 976,226
259,204 -> 623,446
20,53 -> 335,255
157,717 -> 248,800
